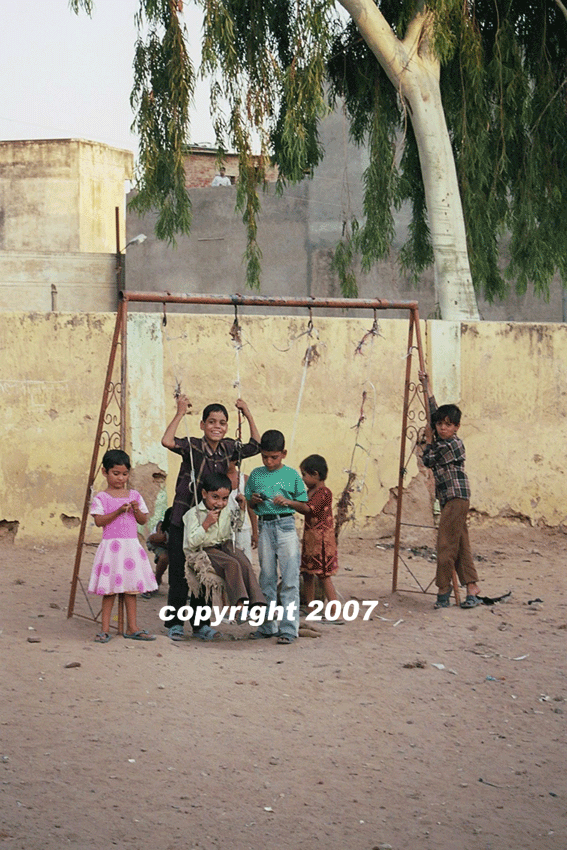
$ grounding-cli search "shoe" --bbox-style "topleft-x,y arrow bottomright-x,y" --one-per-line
168,625 -> 185,641
460,594 -> 481,609
434,591 -> 451,609
124,629 -> 156,641
249,630 -> 273,640
94,632 -> 112,643
193,625 -> 221,641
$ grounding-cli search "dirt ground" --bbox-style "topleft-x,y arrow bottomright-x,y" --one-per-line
1,520 -> 566,850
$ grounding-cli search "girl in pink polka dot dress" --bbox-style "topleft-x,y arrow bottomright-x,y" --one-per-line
88,449 -> 157,643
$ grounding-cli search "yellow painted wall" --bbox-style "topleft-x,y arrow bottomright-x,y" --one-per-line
147,313 -> 408,526
459,322 -> 567,526
0,140 -> 133,253
2,311 -> 567,544
0,312 -> 117,542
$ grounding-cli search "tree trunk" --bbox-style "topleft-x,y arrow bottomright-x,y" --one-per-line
338,0 -> 480,321
404,68 -> 480,320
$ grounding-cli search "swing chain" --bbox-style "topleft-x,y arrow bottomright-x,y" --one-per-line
235,411 -> 243,452
230,302 -> 243,348
351,389 -> 368,430
307,306 -> 313,334
355,309 -> 382,355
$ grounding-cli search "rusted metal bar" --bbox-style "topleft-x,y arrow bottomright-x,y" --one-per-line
119,290 -> 419,311
67,300 -> 127,621
392,308 -> 418,592
70,289 -> 432,625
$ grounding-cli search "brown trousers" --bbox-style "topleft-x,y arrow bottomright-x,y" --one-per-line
204,542 -> 266,607
436,498 -> 478,592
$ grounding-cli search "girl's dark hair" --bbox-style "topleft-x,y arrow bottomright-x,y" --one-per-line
300,454 -> 328,480
201,472 -> 232,493
101,449 -> 131,471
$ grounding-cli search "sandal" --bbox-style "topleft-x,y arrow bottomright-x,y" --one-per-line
277,635 -> 294,645
460,594 -> 481,609
94,632 -> 112,643
193,625 -> 222,641
249,630 -> 273,640
434,591 -> 452,609
168,625 -> 185,641
124,629 -> 156,641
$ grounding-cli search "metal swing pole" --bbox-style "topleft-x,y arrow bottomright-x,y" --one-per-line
67,298 -> 128,624
119,291 -> 419,312
392,308 -> 418,592
70,289 -> 429,624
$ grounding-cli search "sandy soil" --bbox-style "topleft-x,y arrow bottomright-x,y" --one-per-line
1,521 -> 566,850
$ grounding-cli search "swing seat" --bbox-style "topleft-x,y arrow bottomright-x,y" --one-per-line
184,550 -> 226,610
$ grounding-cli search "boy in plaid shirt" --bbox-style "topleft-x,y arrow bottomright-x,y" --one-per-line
419,372 -> 480,609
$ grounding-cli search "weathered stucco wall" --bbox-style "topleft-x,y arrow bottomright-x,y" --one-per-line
0,312 -> 116,543
2,311 -> 567,544
145,313 -> 408,528
0,252 -> 118,312
457,322 -> 567,526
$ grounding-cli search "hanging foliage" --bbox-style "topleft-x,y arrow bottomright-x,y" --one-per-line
71,0 -> 567,305
327,0 -> 567,302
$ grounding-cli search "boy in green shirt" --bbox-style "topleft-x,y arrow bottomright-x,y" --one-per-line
245,430 -> 307,644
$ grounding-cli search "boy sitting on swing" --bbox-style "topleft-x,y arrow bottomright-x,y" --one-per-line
183,471 -> 266,615
161,394 -> 261,640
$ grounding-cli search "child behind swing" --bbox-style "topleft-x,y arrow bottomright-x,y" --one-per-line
88,449 -> 157,643
182,472 -> 266,616
273,453 -> 340,609
143,506 -> 172,597
227,461 -> 258,561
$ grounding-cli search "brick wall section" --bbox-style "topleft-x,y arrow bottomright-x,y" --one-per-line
183,147 -> 278,187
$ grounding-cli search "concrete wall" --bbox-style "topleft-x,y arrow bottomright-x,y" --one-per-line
126,107 -> 566,322
0,312 -> 117,543
0,133 -> 562,321
0,139 -> 133,253
125,184 -> 314,314
0,252 -> 118,312
2,310 -> 567,544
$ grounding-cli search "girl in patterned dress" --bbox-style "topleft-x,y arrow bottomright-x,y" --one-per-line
88,449 -> 157,643
299,454 -> 339,605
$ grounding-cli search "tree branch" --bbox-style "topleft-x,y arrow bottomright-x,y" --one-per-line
554,0 -> 567,23
337,0 -> 407,87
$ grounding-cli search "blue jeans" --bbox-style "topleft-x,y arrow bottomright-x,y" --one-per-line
256,515 -> 300,639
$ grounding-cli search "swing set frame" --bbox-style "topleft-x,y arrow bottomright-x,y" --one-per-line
67,290 -> 443,630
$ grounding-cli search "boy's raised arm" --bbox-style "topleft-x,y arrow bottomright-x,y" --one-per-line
162,394 -> 192,449
235,399 -> 260,444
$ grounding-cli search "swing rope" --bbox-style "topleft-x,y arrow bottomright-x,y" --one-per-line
229,302 -> 246,543
288,308 -> 320,456
336,313 -> 381,537
160,303 -> 200,510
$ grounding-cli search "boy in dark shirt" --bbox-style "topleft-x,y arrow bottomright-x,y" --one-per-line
161,394 -> 260,639
419,372 -> 480,609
